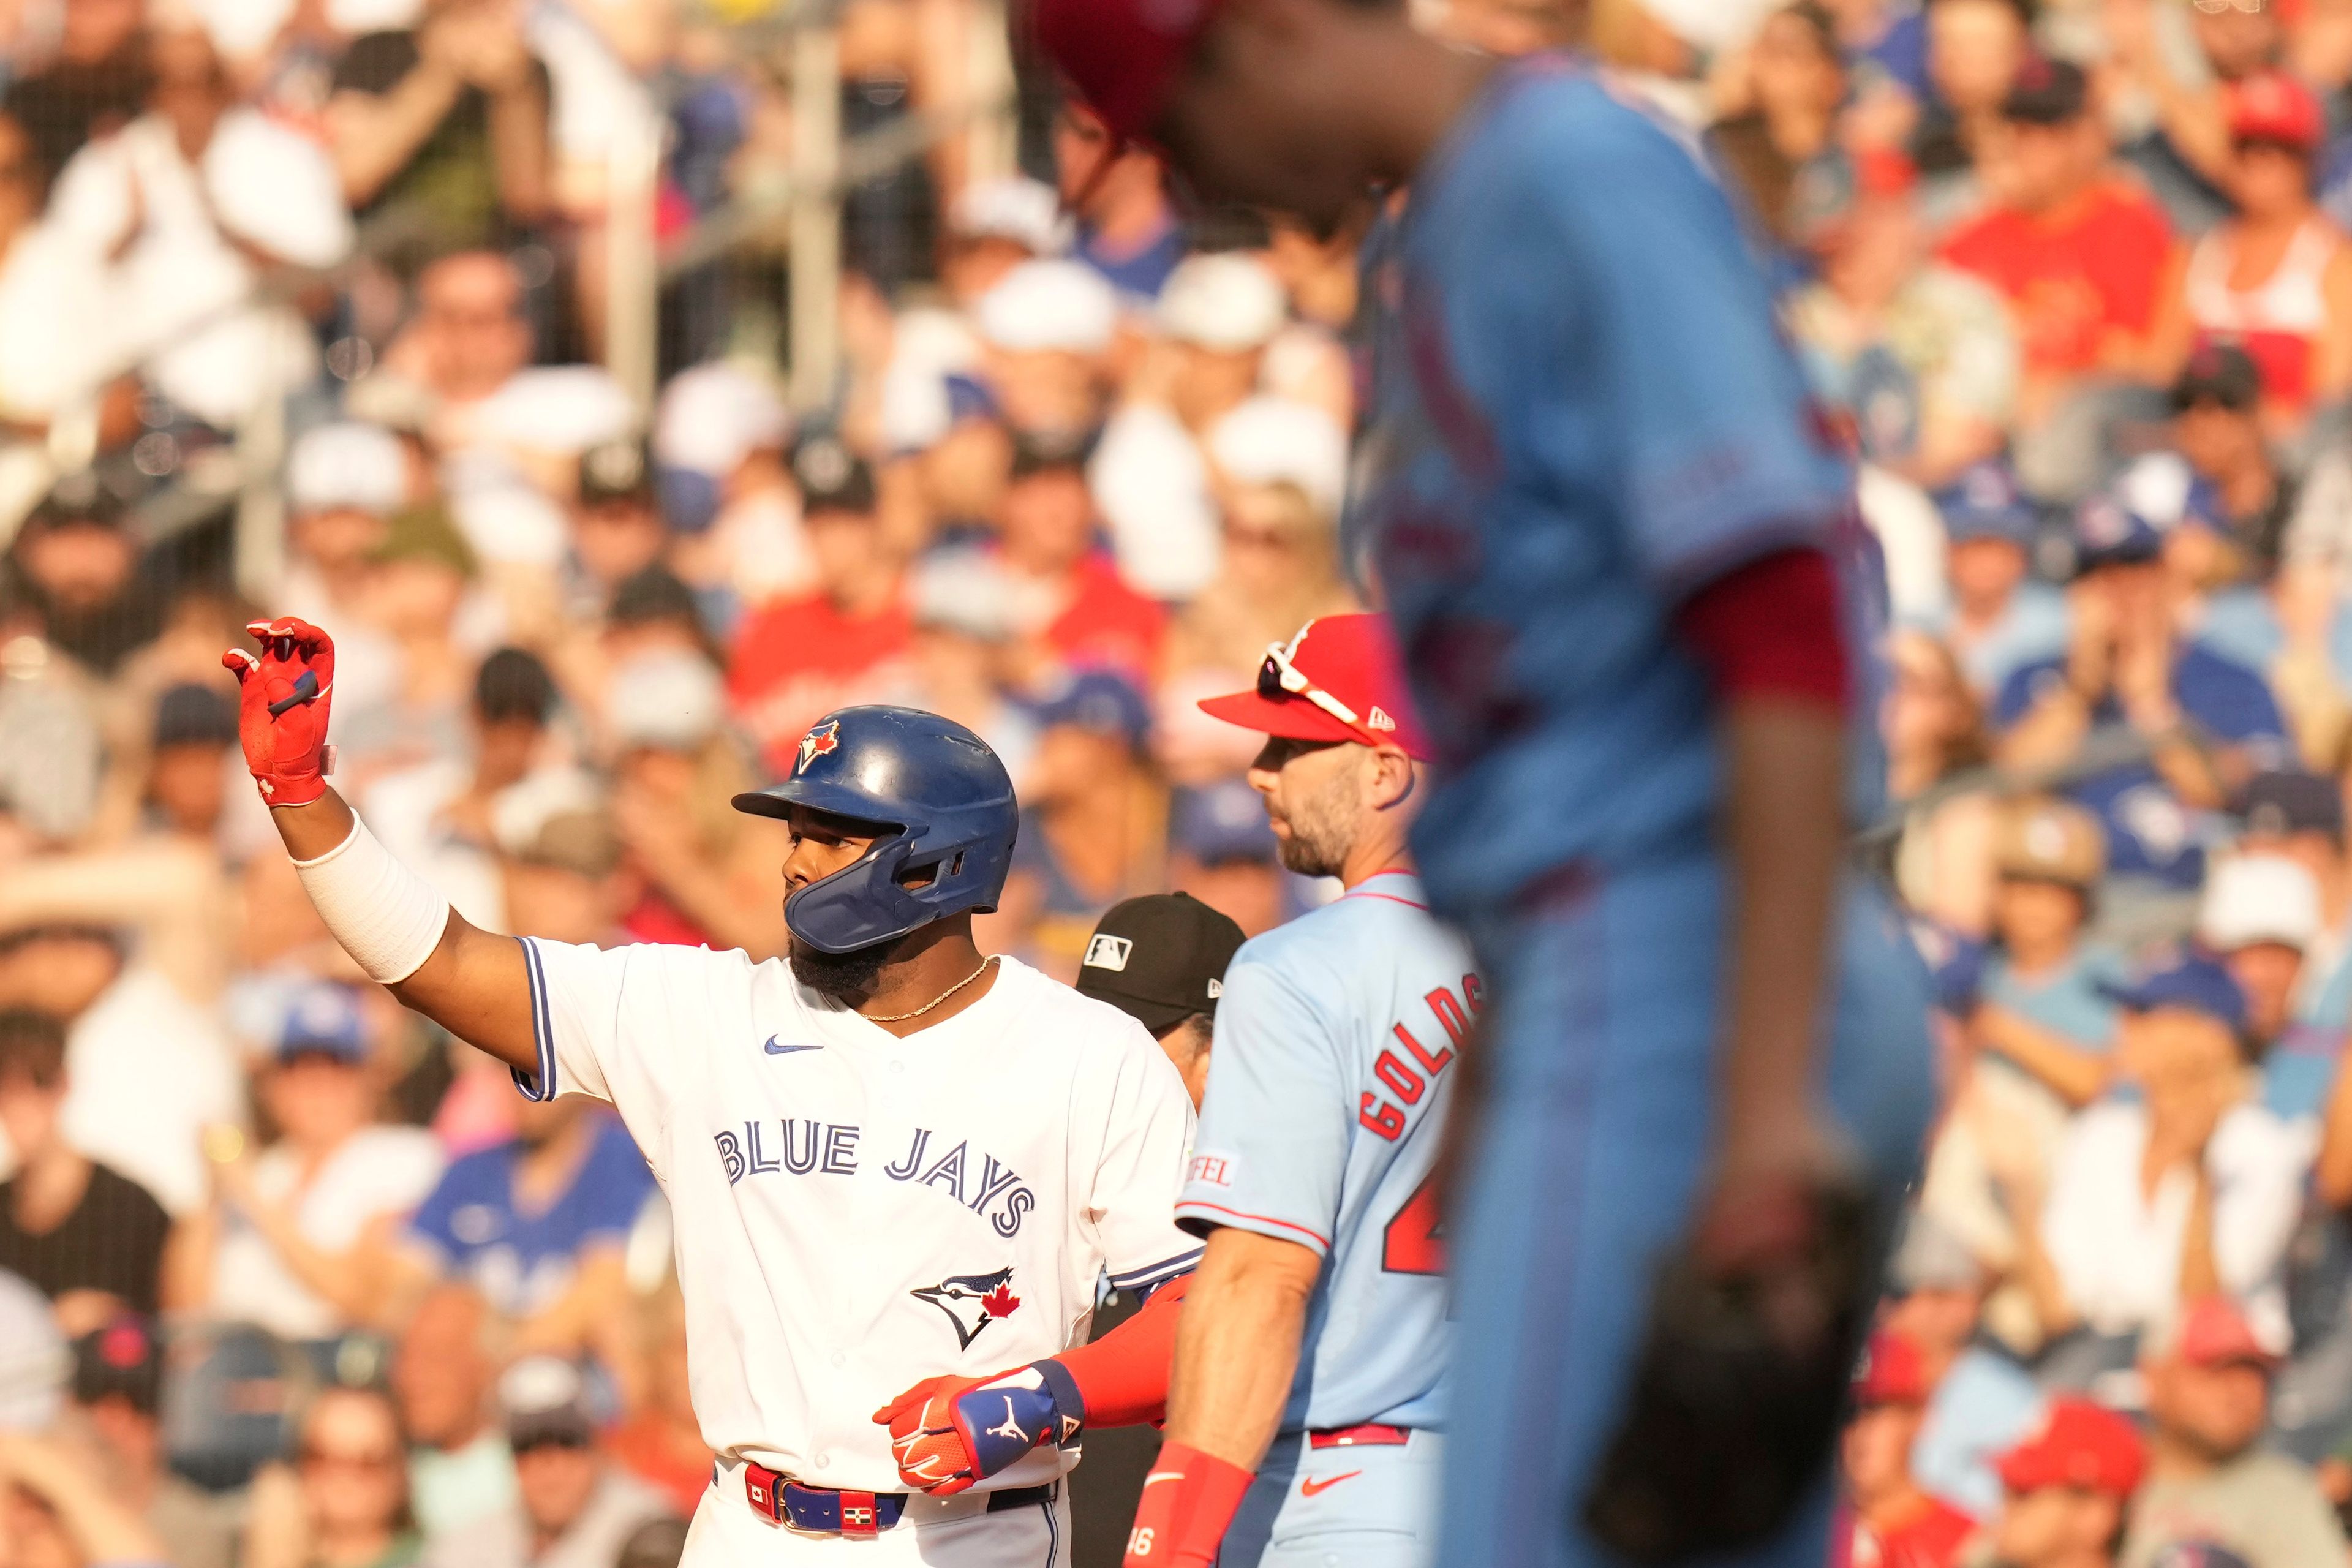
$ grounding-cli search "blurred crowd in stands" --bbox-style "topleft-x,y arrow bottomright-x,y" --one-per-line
10,0 -> 2352,1564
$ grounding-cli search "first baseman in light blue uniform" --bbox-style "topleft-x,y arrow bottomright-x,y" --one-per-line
1145,612 -> 1472,1568
1179,867 -> 1476,1566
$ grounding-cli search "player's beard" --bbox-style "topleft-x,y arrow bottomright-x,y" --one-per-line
788,937 -> 894,1001
1272,774 -> 1357,880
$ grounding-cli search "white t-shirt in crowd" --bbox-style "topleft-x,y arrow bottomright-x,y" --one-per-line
56,963 -> 243,1215
0,222 -> 109,419
363,759 -> 507,935
209,1125 -> 446,1341
2041,1099 -> 2314,1350
44,109 -> 351,428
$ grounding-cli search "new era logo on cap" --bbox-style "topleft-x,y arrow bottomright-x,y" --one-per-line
1084,933 -> 1134,972
1367,706 -> 1395,731
1206,976 -> 1222,999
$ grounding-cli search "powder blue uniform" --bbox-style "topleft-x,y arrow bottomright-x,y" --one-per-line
1351,57 -> 1937,1568
1175,870 -> 1478,1566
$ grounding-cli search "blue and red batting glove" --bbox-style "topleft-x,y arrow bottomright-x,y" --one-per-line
876,1360 -> 1087,1495
221,616 -> 337,806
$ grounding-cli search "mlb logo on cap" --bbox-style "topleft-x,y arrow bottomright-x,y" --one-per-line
1085,934 -> 1134,972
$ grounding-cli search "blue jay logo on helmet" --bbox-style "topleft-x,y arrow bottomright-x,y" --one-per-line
796,718 -> 841,775
733,706 -> 1020,954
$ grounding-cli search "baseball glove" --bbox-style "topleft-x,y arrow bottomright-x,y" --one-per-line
1581,1172 -> 1877,1563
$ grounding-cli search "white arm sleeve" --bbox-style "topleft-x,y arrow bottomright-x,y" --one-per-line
292,816 -> 451,984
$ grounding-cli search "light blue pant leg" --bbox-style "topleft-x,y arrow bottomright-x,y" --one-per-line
1224,1430 -> 1443,1568
1438,861 -> 1934,1568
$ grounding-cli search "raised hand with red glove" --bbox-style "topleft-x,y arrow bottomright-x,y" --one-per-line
220,617 -> 336,806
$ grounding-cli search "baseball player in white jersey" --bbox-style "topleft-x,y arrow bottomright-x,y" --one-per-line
1123,613 -> 1475,1568
220,617 -> 1202,1566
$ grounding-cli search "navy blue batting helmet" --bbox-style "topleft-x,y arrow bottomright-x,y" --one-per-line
732,706 -> 1019,954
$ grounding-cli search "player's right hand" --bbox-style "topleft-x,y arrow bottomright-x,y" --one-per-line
221,617 -> 337,807
873,1363 -> 1082,1495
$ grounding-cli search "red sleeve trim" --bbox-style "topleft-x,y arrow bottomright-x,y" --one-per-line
1671,547 -> 1848,709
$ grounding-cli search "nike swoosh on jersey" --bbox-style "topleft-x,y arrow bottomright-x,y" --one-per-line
1300,1471 -> 1361,1497
763,1037 -> 823,1055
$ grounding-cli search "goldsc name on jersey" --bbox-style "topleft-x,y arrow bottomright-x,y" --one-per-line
713,1120 -> 1036,1237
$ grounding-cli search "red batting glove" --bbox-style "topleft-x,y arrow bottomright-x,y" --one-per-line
875,1374 -> 990,1495
1124,1441 -> 1253,1567
221,617 -> 337,807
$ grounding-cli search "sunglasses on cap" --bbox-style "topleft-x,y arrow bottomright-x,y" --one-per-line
1256,633 -> 1388,748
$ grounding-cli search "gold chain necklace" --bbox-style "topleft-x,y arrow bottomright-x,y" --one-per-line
866,955 -> 1000,1024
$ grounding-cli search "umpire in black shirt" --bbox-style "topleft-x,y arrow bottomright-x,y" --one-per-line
1069,892 -> 1246,1564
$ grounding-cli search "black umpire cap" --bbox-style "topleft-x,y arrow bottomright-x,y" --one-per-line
1076,893 -> 1245,1036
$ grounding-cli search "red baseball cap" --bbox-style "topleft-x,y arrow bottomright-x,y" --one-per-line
1197,614 -> 1433,758
1995,1398 -> 2146,1498
2167,1296 -> 2282,1371
1028,0 -> 1225,142
2228,70 -> 2324,154
1851,1330 -> 1932,1408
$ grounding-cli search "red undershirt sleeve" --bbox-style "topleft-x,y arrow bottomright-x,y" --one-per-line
1670,546 -> 1849,708
1053,1273 -> 1191,1428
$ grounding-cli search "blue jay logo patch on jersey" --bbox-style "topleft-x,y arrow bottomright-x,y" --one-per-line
911,1267 -> 1022,1350
795,719 -> 841,775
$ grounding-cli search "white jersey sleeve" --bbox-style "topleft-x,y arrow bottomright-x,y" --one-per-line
1177,956 -> 1352,1258
514,936 -> 748,1126
1079,1021 -> 1202,1297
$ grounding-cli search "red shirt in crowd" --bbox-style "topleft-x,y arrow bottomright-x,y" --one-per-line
1037,554 -> 1166,679
1941,179 -> 2173,377
1838,1495 -> 1978,1568
604,1414 -> 714,1518
728,592 -> 915,771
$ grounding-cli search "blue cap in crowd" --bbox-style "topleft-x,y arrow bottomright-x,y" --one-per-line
153,682 -> 239,749
2239,769 -> 2345,842
2072,490 -> 2165,573
1170,778 -> 1278,866
1035,669 -> 1152,753
1935,461 -> 2037,547
944,373 -> 1004,427
2100,951 -> 2248,1033
2147,1545 -> 2255,1568
273,982 -> 369,1066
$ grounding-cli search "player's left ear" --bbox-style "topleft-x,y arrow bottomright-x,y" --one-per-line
1364,744 -> 1419,813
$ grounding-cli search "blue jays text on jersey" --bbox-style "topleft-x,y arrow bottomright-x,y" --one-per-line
716,1120 -> 1039,1238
